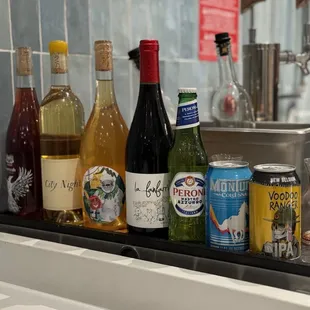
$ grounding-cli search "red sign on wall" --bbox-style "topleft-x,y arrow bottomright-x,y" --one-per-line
198,0 -> 239,62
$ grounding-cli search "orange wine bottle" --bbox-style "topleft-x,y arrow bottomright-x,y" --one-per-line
79,40 -> 128,231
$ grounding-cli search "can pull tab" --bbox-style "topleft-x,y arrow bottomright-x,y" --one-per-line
120,246 -> 140,259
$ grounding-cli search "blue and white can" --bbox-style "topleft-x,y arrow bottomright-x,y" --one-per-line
205,161 -> 251,252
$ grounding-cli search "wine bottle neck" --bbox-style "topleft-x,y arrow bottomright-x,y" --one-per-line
140,50 -> 160,84
51,72 -> 70,87
217,44 -> 237,84
50,53 -> 70,87
95,71 -> 116,107
16,75 -> 35,88
175,125 -> 201,141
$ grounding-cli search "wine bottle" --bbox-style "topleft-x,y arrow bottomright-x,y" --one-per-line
125,39 -> 173,238
40,40 -> 85,225
6,47 -> 43,219
79,40 -> 128,231
211,32 -> 255,128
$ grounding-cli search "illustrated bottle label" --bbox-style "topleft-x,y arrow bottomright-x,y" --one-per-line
249,183 -> 301,259
41,158 -> 81,211
170,172 -> 205,217
176,99 -> 199,130
6,154 -> 33,214
82,166 -> 125,223
126,172 -> 170,228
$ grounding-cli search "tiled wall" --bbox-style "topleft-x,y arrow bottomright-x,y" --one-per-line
0,0 -> 307,199
0,0 -> 221,129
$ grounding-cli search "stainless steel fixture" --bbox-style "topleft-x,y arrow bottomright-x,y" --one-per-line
242,3 -> 310,122
243,43 -> 280,121
200,121 -> 310,190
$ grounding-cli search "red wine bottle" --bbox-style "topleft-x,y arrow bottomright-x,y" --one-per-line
5,47 -> 43,219
125,40 -> 173,238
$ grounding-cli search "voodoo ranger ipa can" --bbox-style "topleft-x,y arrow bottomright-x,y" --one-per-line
205,161 -> 252,252
249,164 -> 301,260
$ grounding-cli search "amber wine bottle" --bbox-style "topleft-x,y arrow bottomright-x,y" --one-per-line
79,40 -> 128,231
40,40 -> 85,225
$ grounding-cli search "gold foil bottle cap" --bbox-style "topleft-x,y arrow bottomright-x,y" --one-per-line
95,40 -> 113,71
16,47 -> 33,76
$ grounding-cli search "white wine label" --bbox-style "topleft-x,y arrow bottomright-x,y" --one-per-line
41,158 -> 81,211
126,171 -> 170,228
82,166 -> 125,223
170,172 -> 205,217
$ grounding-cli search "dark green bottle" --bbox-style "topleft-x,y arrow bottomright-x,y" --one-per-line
168,88 -> 208,242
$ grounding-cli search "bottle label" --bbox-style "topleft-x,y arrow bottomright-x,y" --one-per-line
170,172 -> 205,217
82,166 -> 125,223
41,158 -> 81,211
126,172 -> 170,228
6,154 -> 33,214
176,100 -> 200,130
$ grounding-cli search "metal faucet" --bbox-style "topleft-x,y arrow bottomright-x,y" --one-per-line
280,24 -> 310,75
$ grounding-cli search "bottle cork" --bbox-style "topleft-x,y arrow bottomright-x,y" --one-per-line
95,40 -> 113,71
16,47 -> 33,76
49,40 -> 68,74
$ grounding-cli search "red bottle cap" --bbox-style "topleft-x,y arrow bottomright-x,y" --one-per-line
139,39 -> 160,83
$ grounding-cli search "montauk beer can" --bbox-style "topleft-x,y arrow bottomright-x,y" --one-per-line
205,161 -> 251,252
249,164 -> 301,260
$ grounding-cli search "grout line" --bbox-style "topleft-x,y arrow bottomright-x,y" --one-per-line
38,0 -> 43,52
7,0 -> 14,105
146,0 -> 151,37
177,0 -> 181,59
37,0 -> 44,99
64,0 -> 68,42
0,49 -> 201,63
87,0 -> 93,110
127,0 -> 133,121
109,0 -> 113,40
7,0 -> 13,50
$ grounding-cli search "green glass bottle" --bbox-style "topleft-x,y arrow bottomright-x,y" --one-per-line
168,88 -> 208,242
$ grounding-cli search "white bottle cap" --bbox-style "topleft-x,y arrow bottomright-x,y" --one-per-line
178,88 -> 197,93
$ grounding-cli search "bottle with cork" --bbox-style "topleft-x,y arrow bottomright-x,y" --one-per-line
40,40 -> 85,225
6,47 -> 43,219
78,40 -> 128,231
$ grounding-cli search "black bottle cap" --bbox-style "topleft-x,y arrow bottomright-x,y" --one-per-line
128,47 -> 140,70
214,32 -> 230,44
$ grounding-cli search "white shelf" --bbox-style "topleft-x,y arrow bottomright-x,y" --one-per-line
0,232 -> 309,310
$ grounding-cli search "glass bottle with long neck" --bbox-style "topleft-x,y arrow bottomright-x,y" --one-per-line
168,89 -> 208,242
126,39 -> 174,238
211,32 -> 255,128
6,47 -> 42,219
79,40 -> 128,231
40,40 -> 85,225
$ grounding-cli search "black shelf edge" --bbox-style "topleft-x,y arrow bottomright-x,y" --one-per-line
0,214 -> 309,278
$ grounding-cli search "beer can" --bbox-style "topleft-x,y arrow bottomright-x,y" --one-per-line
249,164 -> 301,260
205,161 -> 251,252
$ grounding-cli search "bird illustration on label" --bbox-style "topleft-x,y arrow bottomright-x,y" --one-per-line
7,167 -> 33,213
210,202 -> 249,243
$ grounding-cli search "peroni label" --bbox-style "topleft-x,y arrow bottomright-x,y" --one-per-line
170,172 -> 205,217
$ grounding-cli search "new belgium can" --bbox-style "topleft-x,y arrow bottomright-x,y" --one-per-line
249,164 -> 301,260
206,161 -> 251,252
